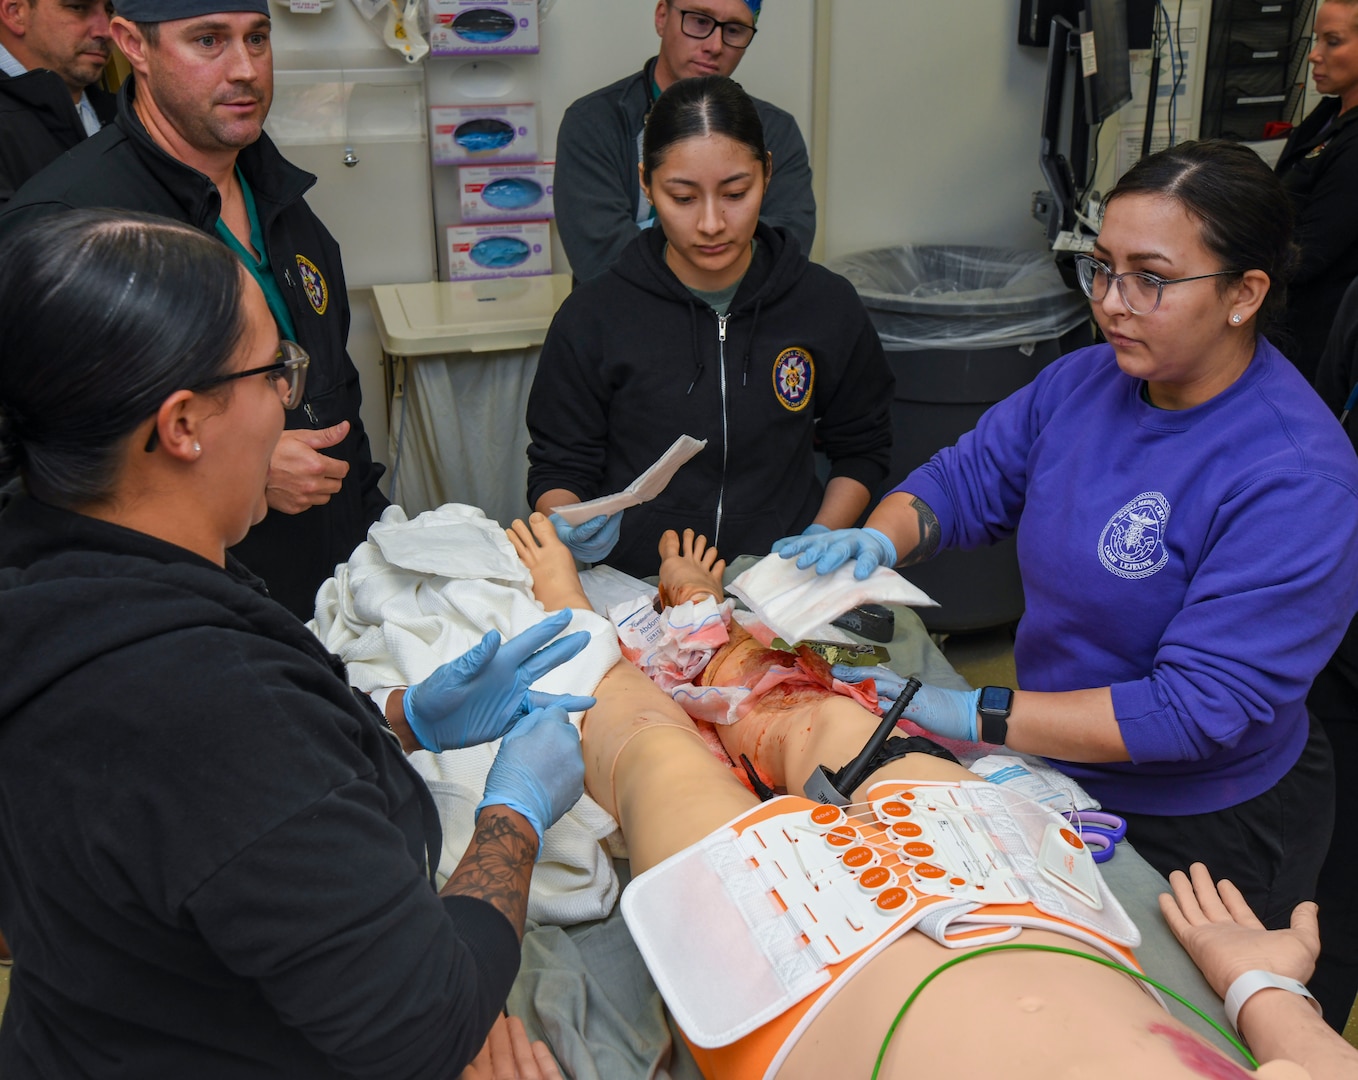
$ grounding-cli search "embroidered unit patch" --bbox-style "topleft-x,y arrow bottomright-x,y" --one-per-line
296,255 -> 328,315
1098,491 -> 1171,579
772,347 -> 814,412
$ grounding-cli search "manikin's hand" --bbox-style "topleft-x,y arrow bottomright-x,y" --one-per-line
266,422 -> 351,514
459,1014 -> 563,1080
1159,863 -> 1320,999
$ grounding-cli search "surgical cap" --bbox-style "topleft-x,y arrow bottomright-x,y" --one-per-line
115,0 -> 269,21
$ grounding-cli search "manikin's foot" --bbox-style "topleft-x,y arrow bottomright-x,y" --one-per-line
657,528 -> 726,609
506,513 -> 592,612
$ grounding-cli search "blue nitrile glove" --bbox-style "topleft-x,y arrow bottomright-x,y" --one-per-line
834,665 -> 980,738
832,663 -> 914,711
772,526 -> 897,580
550,512 -> 622,563
770,522 -> 828,555
476,705 -> 584,857
403,608 -> 597,752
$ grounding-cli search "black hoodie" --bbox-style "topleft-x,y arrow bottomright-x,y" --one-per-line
0,494 -> 517,1078
526,222 -> 893,578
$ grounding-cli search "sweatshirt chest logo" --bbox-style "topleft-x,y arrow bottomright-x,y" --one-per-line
1098,492 -> 1170,579
295,255 -> 328,315
772,347 -> 814,412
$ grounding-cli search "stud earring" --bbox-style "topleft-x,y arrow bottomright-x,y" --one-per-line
193,442 -> 201,454
1231,313 -> 1242,324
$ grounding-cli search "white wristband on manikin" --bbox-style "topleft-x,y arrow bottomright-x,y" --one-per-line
1223,969 -> 1322,1034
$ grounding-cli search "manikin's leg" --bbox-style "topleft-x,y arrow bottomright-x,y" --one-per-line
508,516 -> 755,871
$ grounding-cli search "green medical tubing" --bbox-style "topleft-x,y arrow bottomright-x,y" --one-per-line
869,942 -> 1259,1079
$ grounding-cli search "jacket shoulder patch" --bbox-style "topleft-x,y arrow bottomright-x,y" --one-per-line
295,255 -> 328,315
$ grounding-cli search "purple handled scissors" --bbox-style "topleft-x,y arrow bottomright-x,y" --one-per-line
1061,809 -> 1127,864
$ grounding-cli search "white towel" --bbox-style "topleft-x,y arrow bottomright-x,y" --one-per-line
727,552 -> 937,645
312,503 -> 623,925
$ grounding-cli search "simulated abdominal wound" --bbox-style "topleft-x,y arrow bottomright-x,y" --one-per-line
454,118 -> 516,153
451,8 -> 516,42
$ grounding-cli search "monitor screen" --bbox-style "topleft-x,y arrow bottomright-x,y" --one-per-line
1081,0 -> 1133,124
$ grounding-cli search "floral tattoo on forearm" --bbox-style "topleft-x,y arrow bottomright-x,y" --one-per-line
444,810 -> 536,939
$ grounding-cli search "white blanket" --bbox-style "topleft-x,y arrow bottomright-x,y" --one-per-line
311,503 -> 623,925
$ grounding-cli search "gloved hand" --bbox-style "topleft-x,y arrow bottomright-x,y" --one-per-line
550,512 -> 622,563
771,526 -> 897,580
770,521 -> 827,554
403,608 -> 597,752
832,663 -> 917,711
476,706 -> 584,857
834,665 -> 981,741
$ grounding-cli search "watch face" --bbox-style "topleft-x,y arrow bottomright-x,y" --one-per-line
979,686 -> 1012,714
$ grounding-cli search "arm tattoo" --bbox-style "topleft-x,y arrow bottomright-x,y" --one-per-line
442,810 -> 536,940
899,496 -> 941,566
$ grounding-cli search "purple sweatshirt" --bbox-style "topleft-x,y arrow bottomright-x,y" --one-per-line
899,339 -> 1358,814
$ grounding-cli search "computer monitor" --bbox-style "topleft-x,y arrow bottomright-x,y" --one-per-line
1080,0 -> 1133,124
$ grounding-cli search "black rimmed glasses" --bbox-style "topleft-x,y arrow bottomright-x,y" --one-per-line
143,341 -> 311,452
679,8 -> 757,48
195,339 -> 310,409
1073,254 -> 1241,316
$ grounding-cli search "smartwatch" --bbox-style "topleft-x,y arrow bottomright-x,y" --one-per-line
977,686 -> 1014,745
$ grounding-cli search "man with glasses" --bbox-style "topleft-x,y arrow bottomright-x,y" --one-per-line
554,0 -> 815,283
0,0 -> 389,621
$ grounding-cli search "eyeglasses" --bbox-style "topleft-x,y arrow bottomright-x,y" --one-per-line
143,341 -> 311,452
678,9 -> 757,48
194,340 -> 310,409
1073,254 -> 1241,316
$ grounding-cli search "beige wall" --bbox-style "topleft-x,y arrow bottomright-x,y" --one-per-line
818,0 -> 1053,260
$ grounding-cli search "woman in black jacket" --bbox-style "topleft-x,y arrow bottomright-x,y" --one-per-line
0,210 -> 586,1079
526,76 -> 893,579
1274,0 -> 1358,380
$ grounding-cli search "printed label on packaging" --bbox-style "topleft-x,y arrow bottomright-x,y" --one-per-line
446,220 -> 552,281
428,0 -> 539,55
459,162 -> 555,222
430,103 -> 538,166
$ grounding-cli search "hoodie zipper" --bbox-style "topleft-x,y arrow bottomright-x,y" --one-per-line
715,313 -> 731,546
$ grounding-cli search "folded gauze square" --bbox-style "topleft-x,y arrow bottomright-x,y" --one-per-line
727,553 -> 937,645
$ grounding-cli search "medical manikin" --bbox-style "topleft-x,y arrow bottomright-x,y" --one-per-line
504,513 -> 1337,1080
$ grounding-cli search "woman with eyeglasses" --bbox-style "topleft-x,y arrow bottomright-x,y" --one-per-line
775,140 -> 1358,928
0,210 -> 592,1078
528,75 -> 892,579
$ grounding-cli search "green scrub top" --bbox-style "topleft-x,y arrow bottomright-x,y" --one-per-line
214,168 -> 298,342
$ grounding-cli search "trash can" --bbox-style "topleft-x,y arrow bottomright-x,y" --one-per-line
830,245 -> 1092,634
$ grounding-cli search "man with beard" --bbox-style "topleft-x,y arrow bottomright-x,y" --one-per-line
0,0 -> 388,621
0,0 -> 115,203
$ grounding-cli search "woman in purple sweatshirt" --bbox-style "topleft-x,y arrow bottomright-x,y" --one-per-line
777,140 -> 1358,929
